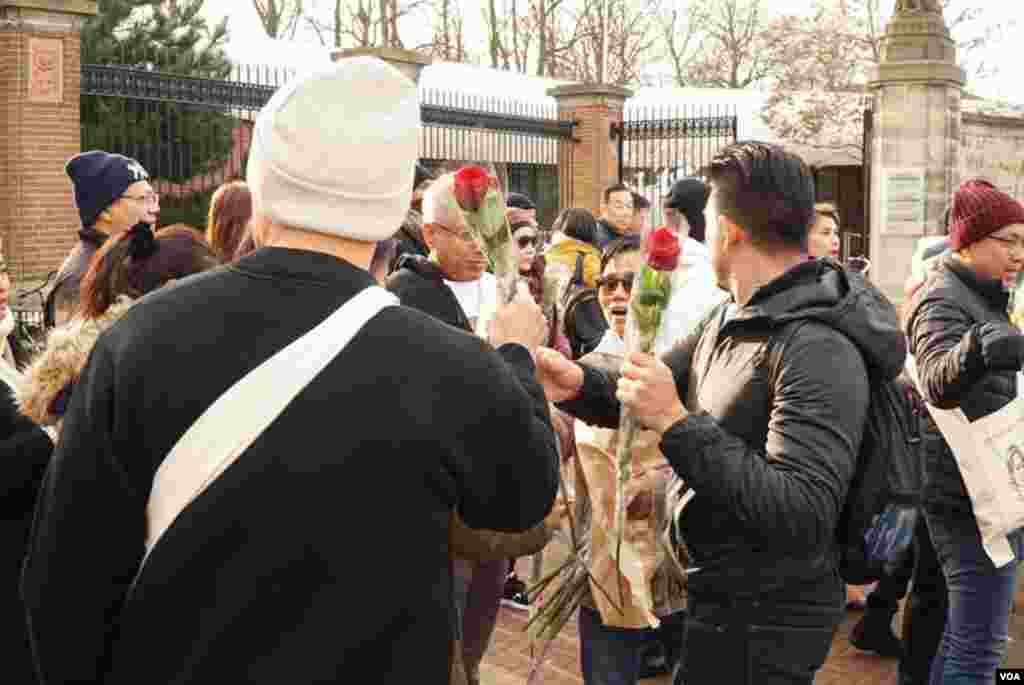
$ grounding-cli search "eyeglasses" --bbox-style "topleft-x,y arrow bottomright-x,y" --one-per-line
988,235 -> 1024,254
516,235 -> 538,249
432,223 -> 475,242
596,272 -> 636,294
121,192 -> 160,206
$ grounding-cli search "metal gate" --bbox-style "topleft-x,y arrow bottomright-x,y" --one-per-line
81,62 -> 577,230
611,103 -> 738,226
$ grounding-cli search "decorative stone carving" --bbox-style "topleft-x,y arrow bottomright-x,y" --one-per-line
28,37 -> 62,104
894,0 -> 941,14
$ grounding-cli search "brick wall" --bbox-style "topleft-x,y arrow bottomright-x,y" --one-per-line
557,101 -> 624,215
0,29 -> 81,284
550,87 -> 630,217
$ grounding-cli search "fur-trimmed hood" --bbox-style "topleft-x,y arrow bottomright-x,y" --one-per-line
17,297 -> 135,426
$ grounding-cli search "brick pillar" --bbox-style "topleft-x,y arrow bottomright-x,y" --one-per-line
331,47 -> 432,85
866,5 -> 964,302
547,83 -> 633,215
0,1 -> 96,284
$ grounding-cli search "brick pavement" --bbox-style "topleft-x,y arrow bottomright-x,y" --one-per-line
480,572 -> 1024,685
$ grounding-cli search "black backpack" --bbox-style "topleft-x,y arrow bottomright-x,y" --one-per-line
561,254 -> 608,359
770,321 -> 922,584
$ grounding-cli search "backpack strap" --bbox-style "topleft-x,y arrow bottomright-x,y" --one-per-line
561,253 -> 586,310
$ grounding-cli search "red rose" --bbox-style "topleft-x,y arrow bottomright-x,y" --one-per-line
453,166 -> 491,212
645,227 -> 682,271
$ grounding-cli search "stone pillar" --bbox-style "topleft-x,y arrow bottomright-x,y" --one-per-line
866,4 -> 965,302
0,0 -> 96,283
331,46 -> 431,85
547,83 -> 632,215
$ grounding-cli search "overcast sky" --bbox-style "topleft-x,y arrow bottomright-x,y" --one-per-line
201,0 -> 1023,104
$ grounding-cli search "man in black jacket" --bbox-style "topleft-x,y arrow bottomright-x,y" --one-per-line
594,183 -> 636,250
22,57 -> 558,685
536,142 -> 906,684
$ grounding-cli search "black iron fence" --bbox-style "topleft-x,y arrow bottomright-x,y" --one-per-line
419,89 -> 576,227
81,62 -> 577,230
81,63 -> 293,227
612,103 -> 737,226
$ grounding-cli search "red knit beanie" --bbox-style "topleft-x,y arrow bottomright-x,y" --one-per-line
949,179 -> 1024,251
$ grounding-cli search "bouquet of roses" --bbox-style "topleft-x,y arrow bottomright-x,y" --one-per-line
613,226 -> 682,599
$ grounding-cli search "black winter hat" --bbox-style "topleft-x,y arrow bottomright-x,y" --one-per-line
65,150 -> 149,228
413,162 -> 433,189
664,177 -> 710,238
506,192 -> 536,211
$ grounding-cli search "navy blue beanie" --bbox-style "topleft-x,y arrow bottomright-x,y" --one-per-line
65,151 -> 149,228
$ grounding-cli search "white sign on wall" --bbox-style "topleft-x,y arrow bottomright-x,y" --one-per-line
882,168 -> 926,235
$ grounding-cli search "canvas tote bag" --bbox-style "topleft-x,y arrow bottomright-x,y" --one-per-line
906,356 -> 1024,567
141,285 -> 397,567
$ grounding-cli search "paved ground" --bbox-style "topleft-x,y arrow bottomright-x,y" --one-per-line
479,556 -> 1024,685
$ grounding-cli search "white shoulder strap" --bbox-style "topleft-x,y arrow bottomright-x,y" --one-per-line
143,285 -> 397,562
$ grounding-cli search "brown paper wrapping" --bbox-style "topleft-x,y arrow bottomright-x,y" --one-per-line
575,419 -> 674,629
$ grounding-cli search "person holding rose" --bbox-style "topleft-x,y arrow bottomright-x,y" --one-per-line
387,170 -> 563,685
535,142 -> 906,685
563,235 -> 688,685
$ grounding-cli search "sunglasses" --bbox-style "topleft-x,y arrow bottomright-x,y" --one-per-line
596,272 -> 636,294
846,256 -> 871,275
516,234 -> 538,249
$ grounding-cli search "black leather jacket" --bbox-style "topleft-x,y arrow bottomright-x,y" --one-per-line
561,259 -> 906,600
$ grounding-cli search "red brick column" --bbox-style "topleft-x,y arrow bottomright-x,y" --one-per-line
547,83 -> 633,216
0,1 -> 96,283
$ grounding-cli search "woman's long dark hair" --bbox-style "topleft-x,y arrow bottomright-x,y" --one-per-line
80,224 -> 221,320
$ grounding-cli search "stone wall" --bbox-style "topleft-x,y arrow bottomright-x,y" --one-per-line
961,111 -> 1024,201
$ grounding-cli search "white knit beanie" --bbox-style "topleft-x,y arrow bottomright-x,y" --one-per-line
246,57 -> 420,242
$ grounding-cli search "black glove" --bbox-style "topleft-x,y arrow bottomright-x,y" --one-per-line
974,321 -> 1024,372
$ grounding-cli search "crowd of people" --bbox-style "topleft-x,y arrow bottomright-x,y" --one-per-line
0,56 -> 1021,685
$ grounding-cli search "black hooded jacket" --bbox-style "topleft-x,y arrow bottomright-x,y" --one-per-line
559,259 -> 906,600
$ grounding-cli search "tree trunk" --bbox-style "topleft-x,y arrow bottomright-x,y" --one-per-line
536,0 -> 546,77
334,0 -> 342,47
487,0 -> 500,68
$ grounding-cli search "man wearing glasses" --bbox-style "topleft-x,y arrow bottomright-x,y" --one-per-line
46,151 -> 158,326
387,178 -> 496,333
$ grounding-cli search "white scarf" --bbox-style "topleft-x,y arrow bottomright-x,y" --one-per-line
593,328 -> 626,357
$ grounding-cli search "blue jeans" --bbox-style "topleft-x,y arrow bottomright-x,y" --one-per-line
579,606 -> 678,685
925,508 -> 1023,685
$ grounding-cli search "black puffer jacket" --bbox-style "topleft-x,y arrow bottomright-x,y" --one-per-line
561,259 -> 906,601
907,257 -> 1017,514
